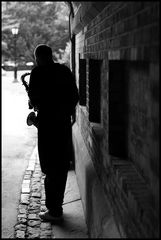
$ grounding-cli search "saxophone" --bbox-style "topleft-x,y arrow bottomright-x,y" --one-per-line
21,72 -> 38,128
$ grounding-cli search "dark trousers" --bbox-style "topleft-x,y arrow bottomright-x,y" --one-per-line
37,117 -> 72,214
44,167 -> 68,214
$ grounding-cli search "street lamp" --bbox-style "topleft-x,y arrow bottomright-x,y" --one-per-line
12,27 -> 19,83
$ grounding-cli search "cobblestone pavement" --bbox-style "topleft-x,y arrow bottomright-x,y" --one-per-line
14,147 -> 88,238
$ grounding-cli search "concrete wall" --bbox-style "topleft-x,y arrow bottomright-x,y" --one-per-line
71,1 -> 159,238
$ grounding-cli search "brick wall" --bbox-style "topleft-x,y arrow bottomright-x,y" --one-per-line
72,1 -> 159,238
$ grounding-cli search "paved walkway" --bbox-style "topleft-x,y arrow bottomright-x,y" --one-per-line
14,146 -> 88,238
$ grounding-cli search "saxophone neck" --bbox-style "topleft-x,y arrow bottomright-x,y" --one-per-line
21,72 -> 31,91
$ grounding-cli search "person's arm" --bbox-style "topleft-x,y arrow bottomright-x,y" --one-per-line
71,77 -> 79,125
28,68 -> 40,110
65,66 -> 79,124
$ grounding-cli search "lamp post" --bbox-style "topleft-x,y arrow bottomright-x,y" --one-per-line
11,27 -> 19,83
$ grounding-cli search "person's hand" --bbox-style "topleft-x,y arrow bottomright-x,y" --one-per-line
28,100 -> 33,109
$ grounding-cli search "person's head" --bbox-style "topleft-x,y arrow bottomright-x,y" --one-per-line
34,44 -> 53,66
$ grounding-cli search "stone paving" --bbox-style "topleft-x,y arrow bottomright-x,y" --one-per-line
14,146 -> 88,238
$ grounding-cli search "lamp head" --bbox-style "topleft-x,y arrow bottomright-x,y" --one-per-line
11,27 -> 19,35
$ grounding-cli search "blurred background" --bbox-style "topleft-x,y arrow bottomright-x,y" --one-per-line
2,1 -> 70,73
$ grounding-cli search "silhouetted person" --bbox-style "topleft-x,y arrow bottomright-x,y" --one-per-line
28,44 -> 79,221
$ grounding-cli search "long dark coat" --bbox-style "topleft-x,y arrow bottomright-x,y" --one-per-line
28,62 -> 79,174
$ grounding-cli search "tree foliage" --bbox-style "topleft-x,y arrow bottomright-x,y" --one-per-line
2,1 -> 69,64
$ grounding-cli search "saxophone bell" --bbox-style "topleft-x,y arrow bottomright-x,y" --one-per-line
21,72 -> 39,128
27,112 -> 38,128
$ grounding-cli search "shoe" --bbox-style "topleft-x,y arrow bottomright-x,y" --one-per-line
39,210 -> 63,222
